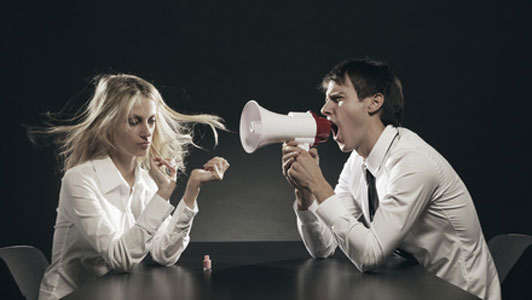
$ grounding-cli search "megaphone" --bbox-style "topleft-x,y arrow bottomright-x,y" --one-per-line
239,100 -> 332,153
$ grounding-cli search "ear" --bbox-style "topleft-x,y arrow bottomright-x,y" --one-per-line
367,93 -> 384,114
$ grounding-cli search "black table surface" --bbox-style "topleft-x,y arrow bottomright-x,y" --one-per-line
62,241 -> 480,300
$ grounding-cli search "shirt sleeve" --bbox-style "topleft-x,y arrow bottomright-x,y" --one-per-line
294,154 -> 364,258
150,199 -> 198,266
294,200 -> 337,258
60,169 -> 174,272
315,151 -> 439,272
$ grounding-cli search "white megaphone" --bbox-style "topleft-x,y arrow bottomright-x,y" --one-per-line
239,100 -> 332,153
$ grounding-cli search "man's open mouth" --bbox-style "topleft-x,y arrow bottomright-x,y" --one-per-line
331,122 -> 338,138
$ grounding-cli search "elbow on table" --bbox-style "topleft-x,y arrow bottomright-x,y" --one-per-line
106,248 -> 144,272
153,254 -> 180,267
349,238 -> 388,272
309,247 -> 335,259
111,258 -> 139,272
357,262 -> 379,273
353,252 -> 385,273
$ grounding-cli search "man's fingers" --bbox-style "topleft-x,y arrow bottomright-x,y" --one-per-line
282,143 -> 302,155
282,140 -> 298,147
282,157 -> 295,176
309,147 -> 318,157
282,151 -> 299,163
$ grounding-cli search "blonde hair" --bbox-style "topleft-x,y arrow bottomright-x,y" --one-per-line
31,74 -> 225,173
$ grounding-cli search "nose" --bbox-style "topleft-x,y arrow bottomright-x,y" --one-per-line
321,99 -> 332,117
140,122 -> 153,139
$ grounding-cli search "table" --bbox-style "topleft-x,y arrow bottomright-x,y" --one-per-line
62,241 -> 480,300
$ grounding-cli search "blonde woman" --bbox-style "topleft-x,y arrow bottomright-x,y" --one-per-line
33,74 -> 230,300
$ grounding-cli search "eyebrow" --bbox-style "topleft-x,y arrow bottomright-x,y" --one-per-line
327,92 -> 346,98
130,114 -> 156,120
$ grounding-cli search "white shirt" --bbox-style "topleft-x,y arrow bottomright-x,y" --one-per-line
39,156 -> 198,300
295,125 -> 501,300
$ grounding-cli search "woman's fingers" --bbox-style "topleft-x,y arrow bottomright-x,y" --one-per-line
151,156 -> 177,181
204,157 -> 229,171
213,164 -> 223,180
200,157 -> 230,182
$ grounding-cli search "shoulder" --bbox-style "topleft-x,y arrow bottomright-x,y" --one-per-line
386,132 -> 441,185
61,160 -> 98,187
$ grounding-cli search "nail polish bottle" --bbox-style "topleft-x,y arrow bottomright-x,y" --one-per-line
203,255 -> 212,271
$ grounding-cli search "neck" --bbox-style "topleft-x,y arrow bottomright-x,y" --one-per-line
356,122 -> 386,158
109,152 -> 136,186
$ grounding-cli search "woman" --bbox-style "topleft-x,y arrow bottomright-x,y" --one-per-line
33,74 -> 230,300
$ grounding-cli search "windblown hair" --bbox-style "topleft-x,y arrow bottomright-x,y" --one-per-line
29,74 -> 226,173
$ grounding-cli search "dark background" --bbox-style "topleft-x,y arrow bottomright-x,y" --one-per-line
2,0 -> 531,270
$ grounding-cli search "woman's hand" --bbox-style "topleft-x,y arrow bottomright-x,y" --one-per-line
183,156 -> 230,208
150,157 -> 177,200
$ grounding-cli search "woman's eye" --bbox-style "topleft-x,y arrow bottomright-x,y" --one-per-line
148,118 -> 156,125
128,119 -> 139,126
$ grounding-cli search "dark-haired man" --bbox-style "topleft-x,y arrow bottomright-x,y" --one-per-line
282,58 -> 500,300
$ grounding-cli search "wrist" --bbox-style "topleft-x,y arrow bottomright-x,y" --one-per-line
296,189 -> 313,210
156,181 -> 176,201
183,180 -> 201,208
186,177 -> 201,191
310,178 -> 334,204
297,201 -> 310,211
157,188 -> 173,200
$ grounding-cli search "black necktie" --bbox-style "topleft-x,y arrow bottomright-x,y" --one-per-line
365,168 -> 379,221
365,167 -> 417,262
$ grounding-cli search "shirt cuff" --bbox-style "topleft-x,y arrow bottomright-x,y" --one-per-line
315,194 -> 347,227
293,200 -> 320,224
168,199 -> 199,228
136,193 -> 175,234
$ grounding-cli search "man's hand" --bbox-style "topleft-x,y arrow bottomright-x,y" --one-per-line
282,140 -> 334,205
284,145 -> 322,191
282,140 -> 304,187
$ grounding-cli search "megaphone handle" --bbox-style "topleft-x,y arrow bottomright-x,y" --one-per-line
297,143 -> 310,151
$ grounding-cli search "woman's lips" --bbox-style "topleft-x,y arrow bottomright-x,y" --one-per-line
139,142 -> 150,150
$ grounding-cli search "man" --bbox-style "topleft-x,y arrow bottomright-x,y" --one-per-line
281,58 -> 500,300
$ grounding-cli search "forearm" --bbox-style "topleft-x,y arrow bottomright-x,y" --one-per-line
150,227 -> 191,266
85,194 -> 174,271
309,177 -> 335,204
183,180 -> 201,209
151,200 -> 197,266
315,196 -> 389,272
157,182 -> 176,201
294,201 -> 337,258
334,219 -> 386,272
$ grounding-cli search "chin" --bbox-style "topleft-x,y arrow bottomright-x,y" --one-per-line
337,142 -> 354,153
135,150 -> 149,157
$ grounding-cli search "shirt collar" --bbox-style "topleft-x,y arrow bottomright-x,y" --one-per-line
365,125 -> 398,176
93,156 -> 142,194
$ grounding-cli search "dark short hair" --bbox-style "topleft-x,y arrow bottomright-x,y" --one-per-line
322,58 -> 404,127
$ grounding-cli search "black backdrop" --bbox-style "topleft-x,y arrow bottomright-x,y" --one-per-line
2,0 -> 531,261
